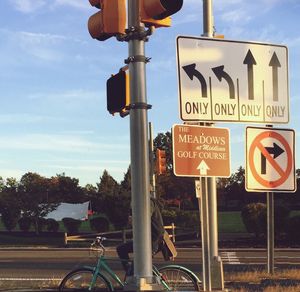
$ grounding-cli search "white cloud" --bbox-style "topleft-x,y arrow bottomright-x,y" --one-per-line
16,31 -> 66,61
221,8 -> 252,23
10,0 -> 46,13
0,113 -> 60,124
53,0 -> 88,10
10,0 -> 88,13
0,29 -> 86,63
0,134 -> 129,153
27,89 -> 102,102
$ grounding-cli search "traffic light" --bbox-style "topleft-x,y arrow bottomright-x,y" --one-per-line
88,0 -> 126,41
140,0 -> 183,28
106,70 -> 130,116
156,149 -> 167,175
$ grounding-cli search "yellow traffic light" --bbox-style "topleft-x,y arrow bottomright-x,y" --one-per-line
140,0 -> 183,28
106,70 -> 130,116
88,0 -> 126,41
156,149 -> 167,175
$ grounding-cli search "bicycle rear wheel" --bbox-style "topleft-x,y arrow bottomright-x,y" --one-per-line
59,268 -> 112,291
158,266 -> 200,291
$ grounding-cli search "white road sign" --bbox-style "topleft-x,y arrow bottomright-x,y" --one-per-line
246,127 -> 296,192
176,36 -> 289,123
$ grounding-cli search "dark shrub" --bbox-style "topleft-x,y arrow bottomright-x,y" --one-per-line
1,210 -> 19,231
176,211 -> 200,229
90,216 -> 109,233
241,203 -> 267,238
18,217 -> 32,232
46,218 -> 59,232
162,209 -> 177,225
62,217 -> 81,234
37,217 -> 48,232
274,205 -> 290,235
286,215 -> 300,243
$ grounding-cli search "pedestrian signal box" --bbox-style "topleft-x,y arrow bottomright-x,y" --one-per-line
106,70 -> 130,116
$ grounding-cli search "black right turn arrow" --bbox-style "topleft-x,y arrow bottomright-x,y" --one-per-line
261,142 -> 284,174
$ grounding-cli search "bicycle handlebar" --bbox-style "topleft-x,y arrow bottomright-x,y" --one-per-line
90,236 -> 106,255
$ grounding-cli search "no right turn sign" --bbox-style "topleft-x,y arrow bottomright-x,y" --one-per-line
246,127 -> 296,192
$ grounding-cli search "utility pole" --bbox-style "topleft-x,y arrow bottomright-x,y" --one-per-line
202,0 -> 224,290
126,0 -> 157,290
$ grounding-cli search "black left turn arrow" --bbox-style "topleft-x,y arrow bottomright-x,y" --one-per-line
182,63 -> 207,98
212,65 -> 235,99
269,52 -> 281,102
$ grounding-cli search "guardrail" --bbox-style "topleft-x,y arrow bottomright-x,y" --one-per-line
64,223 -> 176,246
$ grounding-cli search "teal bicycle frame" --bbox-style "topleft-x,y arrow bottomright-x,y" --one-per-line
84,253 -> 200,291
61,237 -> 201,291
84,254 -> 124,291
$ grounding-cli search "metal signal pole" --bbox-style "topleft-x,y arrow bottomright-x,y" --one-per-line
126,0 -> 163,290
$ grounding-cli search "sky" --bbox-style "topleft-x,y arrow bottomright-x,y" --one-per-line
0,0 -> 299,187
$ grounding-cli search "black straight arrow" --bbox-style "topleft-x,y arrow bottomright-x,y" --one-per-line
261,142 -> 284,174
243,50 -> 257,100
182,63 -> 207,98
212,65 -> 235,99
269,52 -> 281,102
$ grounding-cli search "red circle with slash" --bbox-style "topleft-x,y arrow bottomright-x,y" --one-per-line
249,130 -> 292,188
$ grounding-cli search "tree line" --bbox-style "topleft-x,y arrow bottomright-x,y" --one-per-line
0,131 -> 299,234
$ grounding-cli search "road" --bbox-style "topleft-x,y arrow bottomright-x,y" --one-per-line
1,247 -> 300,288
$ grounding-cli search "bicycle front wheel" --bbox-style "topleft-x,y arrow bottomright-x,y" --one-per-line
158,266 -> 200,291
59,268 -> 112,291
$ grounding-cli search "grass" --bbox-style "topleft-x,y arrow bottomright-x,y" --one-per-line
225,268 -> 300,291
218,211 -> 247,233
225,269 -> 300,282
2,268 -> 300,291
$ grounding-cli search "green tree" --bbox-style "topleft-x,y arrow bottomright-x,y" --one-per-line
96,170 -> 131,230
97,170 -> 119,197
48,173 -> 85,203
91,170 -> 120,214
0,192 -> 20,231
18,172 -> 57,234
120,166 -> 131,194
0,177 -> 21,231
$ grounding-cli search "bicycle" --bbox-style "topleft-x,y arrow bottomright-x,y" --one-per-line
59,236 -> 201,291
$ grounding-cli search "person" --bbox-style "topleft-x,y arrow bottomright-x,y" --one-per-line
116,197 -> 165,274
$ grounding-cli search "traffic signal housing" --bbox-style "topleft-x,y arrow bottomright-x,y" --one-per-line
88,0 -> 126,41
106,70 -> 130,116
140,0 -> 183,28
156,149 -> 167,175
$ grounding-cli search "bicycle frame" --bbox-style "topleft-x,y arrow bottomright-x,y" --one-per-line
72,235 -> 201,292
83,254 -> 193,291
83,254 -> 125,291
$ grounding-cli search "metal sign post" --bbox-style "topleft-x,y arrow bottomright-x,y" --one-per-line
267,191 -> 275,274
198,178 -> 211,291
202,1 -> 224,290
266,124 -> 274,275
